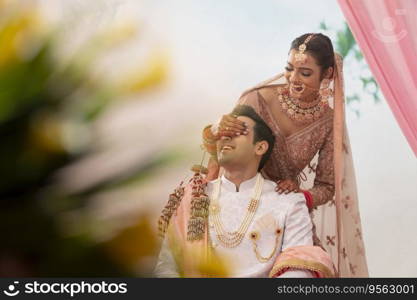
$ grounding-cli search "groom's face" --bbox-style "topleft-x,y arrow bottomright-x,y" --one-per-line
216,116 -> 259,168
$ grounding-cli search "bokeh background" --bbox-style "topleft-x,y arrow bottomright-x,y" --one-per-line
1,0 -> 416,277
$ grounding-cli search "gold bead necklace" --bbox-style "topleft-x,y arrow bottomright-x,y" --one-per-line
277,86 -> 328,125
209,173 -> 264,248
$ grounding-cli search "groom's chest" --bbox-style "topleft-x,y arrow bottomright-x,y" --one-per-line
207,189 -> 289,267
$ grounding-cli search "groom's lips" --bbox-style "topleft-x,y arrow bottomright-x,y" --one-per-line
220,144 -> 235,152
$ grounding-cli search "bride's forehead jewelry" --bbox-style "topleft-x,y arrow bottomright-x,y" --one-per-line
295,34 -> 314,63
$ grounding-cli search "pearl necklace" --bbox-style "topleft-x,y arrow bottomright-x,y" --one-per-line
277,86 -> 328,125
209,173 -> 264,248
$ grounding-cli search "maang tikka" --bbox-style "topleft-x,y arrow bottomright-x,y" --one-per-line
295,34 -> 314,63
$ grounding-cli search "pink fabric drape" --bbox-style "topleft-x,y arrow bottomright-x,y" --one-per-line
338,0 -> 417,157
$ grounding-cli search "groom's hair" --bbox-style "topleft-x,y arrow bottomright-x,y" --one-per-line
231,105 -> 275,171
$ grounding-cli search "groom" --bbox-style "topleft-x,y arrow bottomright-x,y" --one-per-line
155,105 -> 334,278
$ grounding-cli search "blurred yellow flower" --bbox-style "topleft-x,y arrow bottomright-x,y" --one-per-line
117,52 -> 169,95
99,22 -> 138,49
165,227 -> 230,278
196,249 -> 230,278
0,4 -> 43,67
29,110 -> 65,154
104,215 -> 158,273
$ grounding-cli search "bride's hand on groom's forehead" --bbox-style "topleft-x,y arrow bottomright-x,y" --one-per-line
217,113 -> 248,137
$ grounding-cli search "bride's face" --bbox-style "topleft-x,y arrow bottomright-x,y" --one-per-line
284,49 -> 322,100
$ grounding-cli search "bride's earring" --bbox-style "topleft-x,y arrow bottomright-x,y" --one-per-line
319,78 -> 332,105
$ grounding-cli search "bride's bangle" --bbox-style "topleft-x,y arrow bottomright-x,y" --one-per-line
210,123 -> 219,137
301,190 -> 314,210
203,125 -> 218,143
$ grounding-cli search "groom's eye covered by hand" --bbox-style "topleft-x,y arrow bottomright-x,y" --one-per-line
217,114 -> 249,137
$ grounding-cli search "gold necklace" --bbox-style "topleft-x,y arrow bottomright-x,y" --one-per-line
209,173 -> 264,248
250,231 -> 281,263
277,86 -> 328,125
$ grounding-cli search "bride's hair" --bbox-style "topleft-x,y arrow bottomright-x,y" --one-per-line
290,33 -> 335,77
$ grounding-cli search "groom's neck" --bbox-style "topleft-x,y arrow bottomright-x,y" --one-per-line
223,165 -> 258,192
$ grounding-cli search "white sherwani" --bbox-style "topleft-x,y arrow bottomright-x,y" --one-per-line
154,174 -> 314,278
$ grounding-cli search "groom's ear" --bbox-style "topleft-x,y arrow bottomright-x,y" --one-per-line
255,140 -> 269,156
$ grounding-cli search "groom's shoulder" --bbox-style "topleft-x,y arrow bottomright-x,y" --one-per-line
206,177 -> 220,193
262,178 -> 306,208
207,177 -> 220,186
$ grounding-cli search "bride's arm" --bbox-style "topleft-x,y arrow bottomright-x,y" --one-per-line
307,126 -> 335,208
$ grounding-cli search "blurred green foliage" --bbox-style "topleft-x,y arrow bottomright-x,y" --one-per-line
0,2 -> 169,276
319,21 -> 381,117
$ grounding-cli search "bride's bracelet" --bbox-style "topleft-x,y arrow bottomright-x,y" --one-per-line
203,125 -> 218,143
300,190 -> 314,211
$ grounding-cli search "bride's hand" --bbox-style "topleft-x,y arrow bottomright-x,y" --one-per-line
214,114 -> 248,137
275,179 -> 299,194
